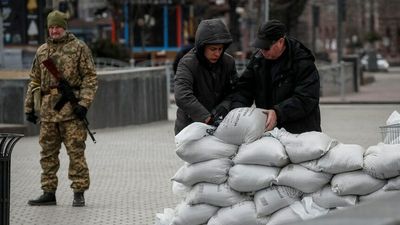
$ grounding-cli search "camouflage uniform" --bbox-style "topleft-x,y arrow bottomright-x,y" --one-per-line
24,32 -> 98,192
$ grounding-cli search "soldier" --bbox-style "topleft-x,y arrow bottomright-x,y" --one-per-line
24,10 -> 98,207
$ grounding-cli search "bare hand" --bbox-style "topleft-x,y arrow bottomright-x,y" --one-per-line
205,116 -> 212,124
263,109 -> 277,131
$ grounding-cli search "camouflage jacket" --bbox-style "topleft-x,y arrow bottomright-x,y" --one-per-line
24,32 -> 98,122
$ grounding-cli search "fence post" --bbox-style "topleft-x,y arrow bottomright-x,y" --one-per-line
0,133 -> 23,225
339,61 -> 346,101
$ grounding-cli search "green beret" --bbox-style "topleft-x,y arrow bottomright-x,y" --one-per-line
47,10 -> 68,29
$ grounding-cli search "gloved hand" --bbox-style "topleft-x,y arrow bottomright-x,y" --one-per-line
211,106 -> 229,127
73,105 -> 87,120
26,112 -> 38,124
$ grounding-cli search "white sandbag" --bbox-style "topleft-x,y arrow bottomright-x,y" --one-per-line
155,208 -> 174,225
172,159 -> 232,186
214,107 -> 267,145
386,110 -> 400,125
233,135 -> 289,167
228,164 -> 280,192
254,185 -> 302,217
299,160 -> 321,172
176,135 -> 238,163
171,202 -> 219,225
175,122 -> 215,148
303,143 -> 365,174
172,181 -> 191,199
331,170 -> 386,196
359,188 -> 400,203
363,143 -> 400,179
275,164 -> 332,193
207,201 -> 269,225
383,175 -> 400,191
290,197 -> 329,220
309,185 -> 357,209
186,182 -> 248,207
266,206 -> 302,225
278,130 -> 337,163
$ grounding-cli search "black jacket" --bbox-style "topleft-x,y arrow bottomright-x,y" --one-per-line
232,37 -> 321,134
174,19 -> 237,134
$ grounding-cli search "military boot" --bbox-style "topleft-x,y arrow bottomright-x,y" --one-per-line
28,192 -> 56,206
72,192 -> 85,207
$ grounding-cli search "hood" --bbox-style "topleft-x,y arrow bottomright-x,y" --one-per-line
195,19 -> 232,49
194,19 -> 232,67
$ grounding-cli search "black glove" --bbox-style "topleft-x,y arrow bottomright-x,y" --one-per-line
26,112 -> 38,124
73,105 -> 87,120
211,106 -> 229,127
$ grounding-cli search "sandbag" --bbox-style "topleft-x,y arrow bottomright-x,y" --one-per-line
331,170 -> 386,196
176,135 -> 238,163
290,197 -> 329,220
214,107 -> 266,145
383,175 -> 400,191
266,206 -> 302,225
275,164 -> 332,193
172,181 -> 191,199
363,143 -> 400,179
172,158 -> 232,186
207,201 -> 269,225
309,185 -> 357,209
301,143 -> 364,174
175,122 -> 215,148
359,188 -> 400,203
278,130 -> 336,163
254,185 -> 302,217
186,182 -> 248,207
233,135 -> 289,167
228,164 -> 280,192
170,202 -> 219,225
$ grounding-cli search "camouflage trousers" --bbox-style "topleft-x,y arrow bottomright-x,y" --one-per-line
39,119 -> 90,192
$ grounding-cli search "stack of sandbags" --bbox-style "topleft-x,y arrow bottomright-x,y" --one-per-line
155,107 -> 400,225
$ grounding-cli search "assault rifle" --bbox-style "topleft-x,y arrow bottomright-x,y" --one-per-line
42,58 -> 97,143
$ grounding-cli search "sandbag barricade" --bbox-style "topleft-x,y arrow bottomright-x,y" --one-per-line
155,107 -> 400,225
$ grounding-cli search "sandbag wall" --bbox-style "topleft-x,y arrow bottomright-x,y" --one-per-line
156,107 -> 400,225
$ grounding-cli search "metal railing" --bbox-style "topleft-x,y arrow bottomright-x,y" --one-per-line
1,133 -> 23,225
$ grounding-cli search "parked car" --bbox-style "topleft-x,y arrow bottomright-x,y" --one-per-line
361,53 -> 390,72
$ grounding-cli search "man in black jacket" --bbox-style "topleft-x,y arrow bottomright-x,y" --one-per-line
231,20 -> 321,134
174,19 -> 238,134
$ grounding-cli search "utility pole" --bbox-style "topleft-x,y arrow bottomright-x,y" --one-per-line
264,0 -> 269,22
337,0 -> 345,62
312,5 -> 320,54
0,8 -> 4,68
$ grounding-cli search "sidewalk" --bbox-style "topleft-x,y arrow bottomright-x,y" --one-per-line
320,67 -> 400,103
7,68 -> 400,225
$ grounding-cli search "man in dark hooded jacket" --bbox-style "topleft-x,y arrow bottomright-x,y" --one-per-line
231,20 -> 321,134
174,19 -> 238,134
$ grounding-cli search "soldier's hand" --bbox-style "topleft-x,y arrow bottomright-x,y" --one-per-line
26,112 -> 38,124
73,105 -> 87,120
